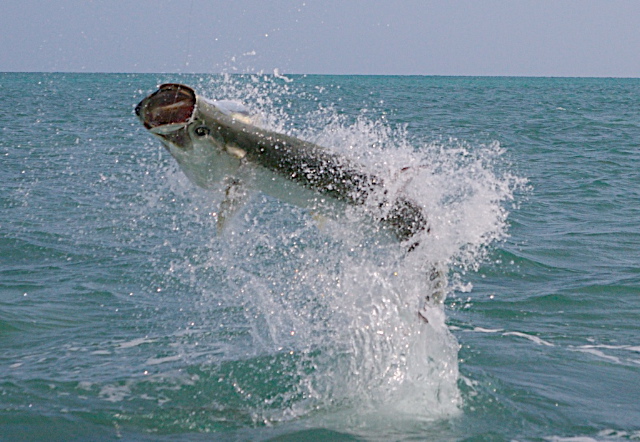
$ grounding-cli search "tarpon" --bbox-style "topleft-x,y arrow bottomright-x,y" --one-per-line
135,83 -> 428,249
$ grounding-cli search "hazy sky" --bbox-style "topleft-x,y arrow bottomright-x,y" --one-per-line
2,0 -> 639,77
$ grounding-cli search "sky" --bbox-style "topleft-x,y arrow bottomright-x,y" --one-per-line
2,0 -> 639,77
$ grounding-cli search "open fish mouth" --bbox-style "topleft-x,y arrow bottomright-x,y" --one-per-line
135,84 -> 196,133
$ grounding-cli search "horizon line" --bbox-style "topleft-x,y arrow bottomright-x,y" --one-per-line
1,70 -> 639,80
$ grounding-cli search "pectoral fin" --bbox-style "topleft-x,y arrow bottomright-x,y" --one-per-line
217,178 -> 251,234
310,212 -> 328,231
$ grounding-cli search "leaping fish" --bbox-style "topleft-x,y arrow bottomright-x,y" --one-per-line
135,83 -> 428,250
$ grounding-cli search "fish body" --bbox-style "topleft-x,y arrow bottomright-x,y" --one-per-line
136,83 -> 427,245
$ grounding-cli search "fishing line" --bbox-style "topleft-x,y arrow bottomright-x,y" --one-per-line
183,0 -> 195,71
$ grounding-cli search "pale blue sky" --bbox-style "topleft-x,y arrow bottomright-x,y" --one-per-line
2,0 -> 639,77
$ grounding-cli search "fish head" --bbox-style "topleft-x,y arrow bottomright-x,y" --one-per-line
136,83 -> 240,188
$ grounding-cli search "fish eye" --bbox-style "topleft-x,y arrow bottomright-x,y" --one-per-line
194,126 -> 210,137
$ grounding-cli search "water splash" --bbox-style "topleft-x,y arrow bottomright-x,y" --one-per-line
135,74 -> 522,431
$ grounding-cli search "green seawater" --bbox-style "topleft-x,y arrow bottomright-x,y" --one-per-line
1,73 -> 639,441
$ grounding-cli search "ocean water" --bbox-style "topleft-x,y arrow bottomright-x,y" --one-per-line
1,73 -> 639,441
